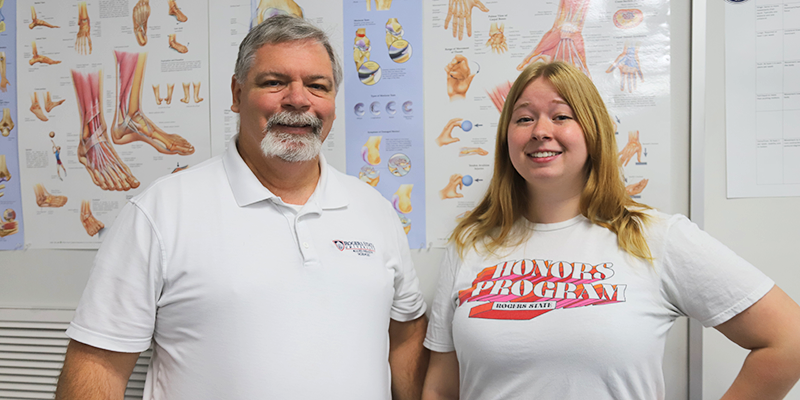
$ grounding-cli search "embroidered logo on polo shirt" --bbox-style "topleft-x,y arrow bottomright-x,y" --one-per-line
333,240 -> 375,256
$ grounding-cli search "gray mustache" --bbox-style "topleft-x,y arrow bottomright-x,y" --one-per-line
265,112 -> 323,134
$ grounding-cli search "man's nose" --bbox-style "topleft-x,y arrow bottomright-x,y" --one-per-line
282,82 -> 311,110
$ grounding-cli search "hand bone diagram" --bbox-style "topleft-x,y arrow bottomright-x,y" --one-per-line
444,0 -> 489,40
607,42 -> 643,92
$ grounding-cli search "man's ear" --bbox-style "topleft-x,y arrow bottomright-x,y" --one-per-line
230,75 -> 241,113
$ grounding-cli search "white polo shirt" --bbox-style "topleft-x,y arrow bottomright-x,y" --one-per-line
67,137 -> 426,400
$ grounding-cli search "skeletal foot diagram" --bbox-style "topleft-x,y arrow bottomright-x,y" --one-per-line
166,83 -> 174,104
168,0 -> 188,22
168,34 -> 188,53
30,93 -> 48,121
133,0 -> 150,46
34,184 -> 68,207
181,82 -> 190,103
29,41 -> 61,65
81,200 -> 104,236
392,184 -> 413,214
45,92 -> 65,113
29,6 -> 59,29
362,135 -> 381,165
72,69 -> 141,191
153,84 -> 163,105
1,108 -> 14,137
112,51 -> 194,155
76,2 -> 92,55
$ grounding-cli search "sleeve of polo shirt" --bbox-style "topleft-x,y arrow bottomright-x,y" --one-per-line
66,202 -> 163,353
386,202 -> 427,321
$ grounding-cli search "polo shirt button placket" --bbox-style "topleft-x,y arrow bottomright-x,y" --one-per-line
295,213 -> 319,267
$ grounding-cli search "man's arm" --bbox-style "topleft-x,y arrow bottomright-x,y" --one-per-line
421,351 -> 459,400
55,340 -> 141,400
389,316 -> 429,400
715,286 -> 800,399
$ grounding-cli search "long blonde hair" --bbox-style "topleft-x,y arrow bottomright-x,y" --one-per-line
452,61 -> 652,260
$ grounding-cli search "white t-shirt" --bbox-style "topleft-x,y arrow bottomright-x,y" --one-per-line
67,140 -> 426,400
424,212 -> 773,400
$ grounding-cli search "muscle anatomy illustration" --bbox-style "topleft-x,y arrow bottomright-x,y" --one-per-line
168,34 -> 188,53
354,28 -> 371,69
1,108 -> 13,137
30,93 -> 48,121
517,0 -> 590,76
486,22 -> 507,54
29,6 -> 59,29
81,200 -> 104,236
34,184 -> 67,207
252,0 -> 303,28
112,51 -> 195,155
626,178 -> 648,196
29,41 -> 61,65
618,130 -> 642,166
76,2 -> 92,55
72,69 -> 140,191
367,0 -> 392,11
444,0 -> 489,40
133,0 -> 150,46
0,52 -> 8,91
168,0 -> 188,22
445,55 -> 476,101
45,92 -> 65,113
487,80 -> 512,112
607,42 -> 643,92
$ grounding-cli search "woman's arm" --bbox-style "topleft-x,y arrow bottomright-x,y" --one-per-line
422,350 -> 460,400
715,286 -> 800,399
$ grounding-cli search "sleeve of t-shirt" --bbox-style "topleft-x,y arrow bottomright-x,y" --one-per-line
386,202 -> 427,322
659,214 -> 774,328
424,245 -> 459,353
66,201 -> 164,353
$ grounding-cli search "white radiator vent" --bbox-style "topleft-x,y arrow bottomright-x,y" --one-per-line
0,309 -> 151,400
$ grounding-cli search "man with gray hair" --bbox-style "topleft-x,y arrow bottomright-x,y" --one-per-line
56,15 -> 428,400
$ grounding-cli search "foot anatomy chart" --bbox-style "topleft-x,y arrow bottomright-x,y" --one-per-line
16,0 -> 211,249
0,0 -> 23,250
423,0 -> 672,247
726,0 -> 800,198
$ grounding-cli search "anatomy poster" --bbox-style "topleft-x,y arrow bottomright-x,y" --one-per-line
0,0 -> 23,250
344,0 -> 426,248
423,0 -> 672,247
208,0 -> 347,168
726,0 -> 800,198
16,0 -> 211,249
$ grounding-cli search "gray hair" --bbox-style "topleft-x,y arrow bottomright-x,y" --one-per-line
234,15 -> 342,93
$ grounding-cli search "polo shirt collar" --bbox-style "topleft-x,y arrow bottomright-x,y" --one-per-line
222,135 -> 349,210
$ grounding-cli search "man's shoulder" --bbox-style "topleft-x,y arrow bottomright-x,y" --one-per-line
131,155 -> 226,206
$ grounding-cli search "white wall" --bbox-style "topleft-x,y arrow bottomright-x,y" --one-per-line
702,0 -> 800,398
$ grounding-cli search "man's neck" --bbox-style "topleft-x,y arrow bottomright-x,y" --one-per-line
237,140 -> 321,205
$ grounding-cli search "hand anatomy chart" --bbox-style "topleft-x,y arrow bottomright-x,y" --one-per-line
726,0 -> 800,198
344,0 -> 427,249
0,0 -> 23,250
208,0 -> 346,168
423,0 -> 672,247
17,0 -> 211,249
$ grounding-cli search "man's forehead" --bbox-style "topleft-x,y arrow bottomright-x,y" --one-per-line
249,40 -> 333,77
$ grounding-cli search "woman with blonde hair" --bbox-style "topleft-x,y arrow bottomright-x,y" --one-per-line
422,61 -> 800,400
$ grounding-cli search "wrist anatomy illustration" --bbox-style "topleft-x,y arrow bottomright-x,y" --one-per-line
76,2 -> 92,55
516,0 -> 590,75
